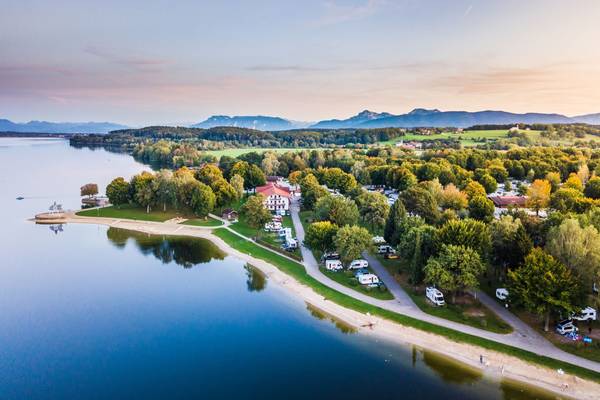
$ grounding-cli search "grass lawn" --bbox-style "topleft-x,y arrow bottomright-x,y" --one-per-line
376,256 -> 512,334
378,129 -> 540,147
76,205 -> 187,222
212,228 -> 600,383
180,217 -> 223,227
320,267 -> 394,300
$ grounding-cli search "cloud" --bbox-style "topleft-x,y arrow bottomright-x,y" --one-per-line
463,4 -> 473,17
314,0 -> 385,26
84,46 -> 168,71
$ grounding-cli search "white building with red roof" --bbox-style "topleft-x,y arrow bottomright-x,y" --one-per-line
255,182 -> 292,214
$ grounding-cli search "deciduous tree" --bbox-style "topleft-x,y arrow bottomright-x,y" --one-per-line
334,225 -> 373,265
106,178 -> 130,207
508,248 -> 580,331
304,221 -> 339,253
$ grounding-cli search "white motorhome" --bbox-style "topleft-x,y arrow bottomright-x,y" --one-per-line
278,227 -> 292,238
496,288 -> 509,301
556,320 -> 578,335
372,236 -> 386,245
426,287 -> 445,306
348,259 -> 369,270
325,259 -> 343,271
357,273 -> 380,285
572,307 -> 597,322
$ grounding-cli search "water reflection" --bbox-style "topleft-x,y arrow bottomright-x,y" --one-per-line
106,227 -> 225,267
420,350 -> 483,385
48,224 -> 64,234
500,379 -> 565,400
244,264 -> 267,292
306,303 -> 357,334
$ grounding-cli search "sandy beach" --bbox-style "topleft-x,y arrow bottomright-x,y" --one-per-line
61,214 -> 600,399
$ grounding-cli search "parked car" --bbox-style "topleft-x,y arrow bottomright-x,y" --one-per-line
495,288 -> 509,301
572,306 -> 597,322
556,320 -> 578,335
348,259 -> 369,270
325,259 -> 343,271
426,287 -> 445,306
384,253 -> 399,260
377,245 -> 395,254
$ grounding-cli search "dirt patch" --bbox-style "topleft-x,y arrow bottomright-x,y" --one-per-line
464,308 -> 486,318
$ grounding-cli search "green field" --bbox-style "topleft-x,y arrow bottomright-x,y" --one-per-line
379,129 -> 541,147
180,217 -> 223,227
76,205 -> 187,222
212,228 -> 600,383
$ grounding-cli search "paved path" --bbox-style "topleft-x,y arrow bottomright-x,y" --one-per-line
288,200 -> 600,373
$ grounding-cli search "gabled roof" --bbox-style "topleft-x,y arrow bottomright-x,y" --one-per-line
256,182 -> 292,198
489,195 -> 528,207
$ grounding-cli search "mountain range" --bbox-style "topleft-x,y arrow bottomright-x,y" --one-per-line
0,119 -> 127,134
2,108 -> 600,134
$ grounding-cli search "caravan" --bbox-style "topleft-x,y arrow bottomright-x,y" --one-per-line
356,273 -> 380,286
426,287 -> 445,306
572,307 -> 597,322
325,259 -> 343,271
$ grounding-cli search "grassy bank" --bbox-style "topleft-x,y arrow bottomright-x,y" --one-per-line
181,217 -> 223,227
320,267 -> 394,300
213,227 -> 600,383
76,205 -> 186,222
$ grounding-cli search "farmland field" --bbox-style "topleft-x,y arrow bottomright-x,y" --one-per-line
379,129 -> 540,146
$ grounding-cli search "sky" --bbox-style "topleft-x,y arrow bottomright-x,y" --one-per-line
1,0 -> 600,126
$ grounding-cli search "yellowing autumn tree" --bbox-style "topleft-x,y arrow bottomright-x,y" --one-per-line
526,179 -> 551,215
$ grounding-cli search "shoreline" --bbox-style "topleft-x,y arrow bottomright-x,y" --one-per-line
58,214 -> 596,399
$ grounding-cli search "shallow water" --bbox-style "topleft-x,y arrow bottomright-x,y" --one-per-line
0,138 -> 564,399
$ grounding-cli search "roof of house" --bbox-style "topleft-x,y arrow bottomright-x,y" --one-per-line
221,208 -> 238,215
489,195 -> 528,207
256,182 -> 292,198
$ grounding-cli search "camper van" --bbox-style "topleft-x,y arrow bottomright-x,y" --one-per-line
556,319 -> 578,335
572,307 -> 597,322
356,273 -> 380,286
325,259 -> 343,271
348,259 -> 369,270
278,227 -> 292,238
426,287 -> 445,306
496,288 -> 509,301
377,245 -> 395,254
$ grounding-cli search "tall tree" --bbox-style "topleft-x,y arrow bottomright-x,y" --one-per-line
400,185 -> 440,224
440,183 -> 468,211
490,216 -> 532,273
546,218 -> 600,289
526,179 -> 551,215
468,195 -> 495,222
211,178 -> 238,208
304,221 -> 339,253
424,244 -> 485,303
195,164 -> 223,186
261,152 -> 280,176
80,183 -> 98,198
190,181 -> 216,218
240,194 -> 272,234
132,172 -> 155,213
300,173 -> 328,210
230,174 -> 245,200
106,177 -> 130,207
153,169 -> 176,211
315,195 -> 359,227
384,200 -> 407,246
436,218 -> 490,258
356,191 -> 390,232
584,176 -> 600,199
508,248 -> 580,331
334,225 -> 373,265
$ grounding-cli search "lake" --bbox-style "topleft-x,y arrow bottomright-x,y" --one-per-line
0,138 -> 561,399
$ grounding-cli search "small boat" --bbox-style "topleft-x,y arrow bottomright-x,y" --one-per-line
16,196 -> 24,200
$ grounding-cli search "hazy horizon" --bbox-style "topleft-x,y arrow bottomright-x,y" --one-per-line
2,0 -> 600,125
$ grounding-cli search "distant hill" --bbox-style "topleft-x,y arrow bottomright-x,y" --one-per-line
310,109 -> 581,129
0,119 -> 127,134
311,109 -> 394,129
573,113 -> 600,125
192,115 -> 309,131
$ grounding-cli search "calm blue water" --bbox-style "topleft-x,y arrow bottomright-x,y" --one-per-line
0,138 -> 559,399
